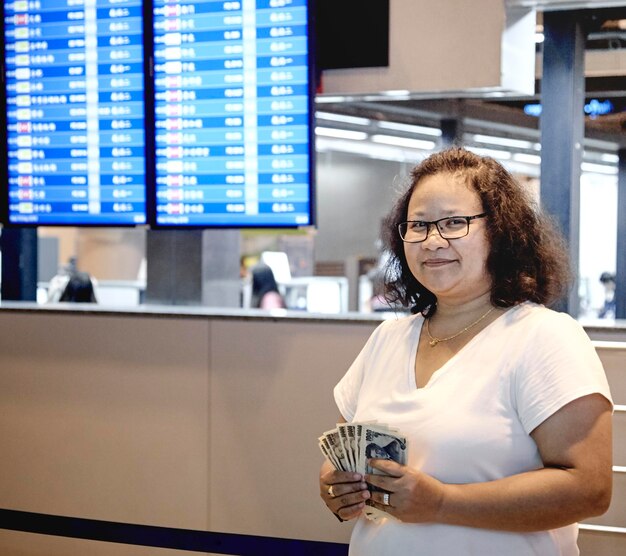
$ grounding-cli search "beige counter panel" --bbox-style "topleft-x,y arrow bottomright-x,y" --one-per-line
0,313 -> 210,529
208,319 -> 370,540
0,310 -> 378,554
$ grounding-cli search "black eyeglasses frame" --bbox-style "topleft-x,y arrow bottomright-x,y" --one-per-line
398,213 -> 488,243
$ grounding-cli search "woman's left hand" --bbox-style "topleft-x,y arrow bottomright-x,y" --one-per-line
366,458 -> 446,523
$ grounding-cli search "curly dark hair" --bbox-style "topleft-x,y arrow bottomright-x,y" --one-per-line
381,147 -> 571,316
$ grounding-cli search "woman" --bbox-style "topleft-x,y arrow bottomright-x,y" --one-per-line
250,263 -> 286,309
59,270 -> 97,303
319,148 -> 612,555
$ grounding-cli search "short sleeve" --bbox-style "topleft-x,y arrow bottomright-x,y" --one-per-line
514,311 -> 613,434
333,320 -> 391,422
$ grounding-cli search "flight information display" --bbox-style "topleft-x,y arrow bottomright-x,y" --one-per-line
152,0 -> 313,227
3,0 -> 147,225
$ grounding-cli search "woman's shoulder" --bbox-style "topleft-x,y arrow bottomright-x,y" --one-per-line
368,312 -> 423,343
510,301 -> 577,322
505,301 -> 587,340
377,311 -> 422,330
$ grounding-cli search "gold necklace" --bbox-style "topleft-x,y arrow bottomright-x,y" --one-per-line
426,307 -> 495,347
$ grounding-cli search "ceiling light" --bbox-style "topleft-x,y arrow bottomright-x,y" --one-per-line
370,134 -> 436,150
381,90 -> 411,99
315,96 -> 350,103
471,134 -> 535,150
581,162 -> 617,176
315,127 -> 368,140
316,112 -> 371,126
513,153 -> 541,165
600,153 -> 619,163
378,121 -> 442,137
316,137 -> 427,163
466,146 -> 512,160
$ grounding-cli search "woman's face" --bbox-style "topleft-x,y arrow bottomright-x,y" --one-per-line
403,172 -> 492,306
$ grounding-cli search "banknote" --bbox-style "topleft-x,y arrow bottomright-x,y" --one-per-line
319,422 -> 407,522
320,429 -> 348,471
362,426 -> 407,521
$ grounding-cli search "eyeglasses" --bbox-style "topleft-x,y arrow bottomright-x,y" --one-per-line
398,213 -> 487,243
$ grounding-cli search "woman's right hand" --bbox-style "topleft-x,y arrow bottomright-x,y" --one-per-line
319,459 -> 370,521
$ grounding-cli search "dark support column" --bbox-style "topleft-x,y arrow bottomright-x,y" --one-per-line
0,228 -> 38,301
145,229 -> 241,307
616,148 -> 626,319
539,10 -> 586,316
440,118 -> 461,148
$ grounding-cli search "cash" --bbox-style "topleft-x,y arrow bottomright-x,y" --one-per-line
319,422 -> 407,522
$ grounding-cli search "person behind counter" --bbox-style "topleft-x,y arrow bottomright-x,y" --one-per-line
598,271 -> 616,319
319,147 -> 613,555
47,258 -> 97,303
250,263 -> 286,310
59,270 -> 97,303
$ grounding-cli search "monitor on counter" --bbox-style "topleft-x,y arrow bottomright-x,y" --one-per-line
151,0 -> 315,228
0,0 -> 150,226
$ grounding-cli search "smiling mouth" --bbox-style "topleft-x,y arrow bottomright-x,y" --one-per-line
423,259 -> 455,267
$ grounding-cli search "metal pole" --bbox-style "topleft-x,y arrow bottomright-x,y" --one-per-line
616,148 -> 626,319
539,10 -> 586,316
1,228 -> 38,301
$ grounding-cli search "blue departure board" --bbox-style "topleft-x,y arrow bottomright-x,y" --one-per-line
3,0 -> 148,225
152,0 -> 314,227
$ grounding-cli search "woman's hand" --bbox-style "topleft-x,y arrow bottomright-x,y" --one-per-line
366,459 -> 445,523
320,460 -> 370,521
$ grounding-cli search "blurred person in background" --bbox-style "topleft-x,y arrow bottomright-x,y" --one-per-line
598,272 -> 616,319
250,263 -> 285,310
47,257 -> 97,304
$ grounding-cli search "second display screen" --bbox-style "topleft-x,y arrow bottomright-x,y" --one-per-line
152,0 -> 313,227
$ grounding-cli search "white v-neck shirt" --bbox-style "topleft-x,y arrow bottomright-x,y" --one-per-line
334,302 -> 612,556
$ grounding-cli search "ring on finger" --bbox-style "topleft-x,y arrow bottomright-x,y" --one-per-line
382,492 -> 390,506
327,485 -> 335,497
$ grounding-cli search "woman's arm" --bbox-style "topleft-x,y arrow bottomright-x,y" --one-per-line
259,291 -> 285,309
367,393 -> 612,531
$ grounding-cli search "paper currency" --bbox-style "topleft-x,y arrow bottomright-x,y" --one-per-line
319,422 -> 407,522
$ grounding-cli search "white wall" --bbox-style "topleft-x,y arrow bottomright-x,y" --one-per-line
314,151 -> 414,263
579,172 -> 618,316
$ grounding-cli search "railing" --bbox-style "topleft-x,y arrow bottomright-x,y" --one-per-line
579,342 -> 626,553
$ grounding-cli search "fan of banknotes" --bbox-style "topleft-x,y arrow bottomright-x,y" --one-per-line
319,422 -> 408,522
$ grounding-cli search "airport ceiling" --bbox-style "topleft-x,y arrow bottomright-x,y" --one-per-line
318,7 -> 626,151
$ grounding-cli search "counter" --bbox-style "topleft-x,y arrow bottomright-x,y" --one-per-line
0,303 -> 625,555
1,302 -> 625,338
0,303 -> 383,555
